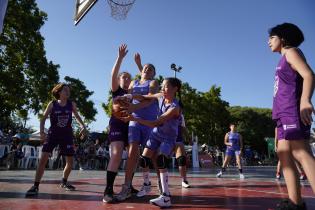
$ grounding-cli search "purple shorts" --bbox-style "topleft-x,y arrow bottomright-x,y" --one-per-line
225,147 -> 241,156
145,134 -> 175,157
276,116 -> 310,140
42,135 -> 74,156
128,121 -> 152,146
108,121 -> 129,146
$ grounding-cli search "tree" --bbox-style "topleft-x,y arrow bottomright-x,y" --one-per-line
64,76 -> 97,123
228,106 -> 275,153
0,0 -> 59,130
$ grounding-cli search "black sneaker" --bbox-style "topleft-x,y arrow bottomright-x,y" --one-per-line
60,183 -> 76,191
130,185 -> 139,195
26,185 -> 39,196
275,199 -> 307,210
103,187 -> 115,203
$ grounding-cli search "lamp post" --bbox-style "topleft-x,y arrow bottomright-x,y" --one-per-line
170,63 -> 182,78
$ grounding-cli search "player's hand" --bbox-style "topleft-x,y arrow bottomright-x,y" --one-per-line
120,114 -> 134,123
79,127 -> 88,140
134,53 -> 141,66
300,99 -> 314,126
118,44 -> 128,59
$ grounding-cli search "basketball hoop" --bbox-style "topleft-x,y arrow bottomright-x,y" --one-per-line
107,0 -> 135,20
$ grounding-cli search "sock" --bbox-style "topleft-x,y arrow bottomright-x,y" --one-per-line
221,167 -> 226,172
239,168 -> 243,174
62,178 -> 67,184
160,171 -> 170,195
34,181 -> 40,187
106,170 -> 117,190
143,171 -> 150,185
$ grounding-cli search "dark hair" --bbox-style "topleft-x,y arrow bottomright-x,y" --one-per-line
145,63 -> 156,77
51,83 -> 69,99
118,71 -> 131,79
165,77 -> 182,102
268,23 -> 304,47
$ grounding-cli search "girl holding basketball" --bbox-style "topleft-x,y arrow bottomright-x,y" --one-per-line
268,23 -> 315,210
103,44 -> 133,203
121,77 -> 182,207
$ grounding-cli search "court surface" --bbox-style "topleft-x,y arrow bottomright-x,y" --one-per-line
0,167 -> 314,210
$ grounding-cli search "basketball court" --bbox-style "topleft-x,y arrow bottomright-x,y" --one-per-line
1,167 -> 314,210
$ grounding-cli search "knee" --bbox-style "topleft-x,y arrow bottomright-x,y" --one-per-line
176,155 -> 186,167
139,155 -> 150,168
157,154 -> 168,169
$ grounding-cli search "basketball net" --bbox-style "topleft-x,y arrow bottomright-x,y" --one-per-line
107,0 -> 135,20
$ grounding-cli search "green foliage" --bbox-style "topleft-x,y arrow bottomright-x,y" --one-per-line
0,0 -> 59,129
64,76 -> 97,123
228,106 -> 275,152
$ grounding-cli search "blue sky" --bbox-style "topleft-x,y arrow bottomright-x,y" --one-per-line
28,0 -> 315,132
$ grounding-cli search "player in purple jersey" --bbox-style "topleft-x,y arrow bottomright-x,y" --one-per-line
216,123 -> 245,179
26,83 -> 87,196
103,44 -> 133,203
116,54 -> 159,201
121,77 -> 182,208
268,23 -> 315,210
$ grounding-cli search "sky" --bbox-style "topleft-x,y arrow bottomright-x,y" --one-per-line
27,0 -> 315,132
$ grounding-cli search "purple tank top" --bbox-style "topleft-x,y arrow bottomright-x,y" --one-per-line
152,97 -> 180,141
49,100 -> 73,137
272,54 -> 303,119
110,86 -> 128,124
131,80 -> 158,120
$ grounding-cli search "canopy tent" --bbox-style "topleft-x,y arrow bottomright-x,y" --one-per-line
29,129 -> 48,141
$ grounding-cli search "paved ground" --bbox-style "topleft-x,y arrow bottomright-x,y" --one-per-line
0,167 -> 314,210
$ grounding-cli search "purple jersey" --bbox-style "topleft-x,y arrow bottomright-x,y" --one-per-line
272,54 -> 303,119
227,132 -> 240,150
49,100 -> 73,139
151,97 -> 180,141
131,80 -> 158,120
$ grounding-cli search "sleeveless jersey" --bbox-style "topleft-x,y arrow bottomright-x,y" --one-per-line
152,97 -> 180,141
227,132 -> 240,150
49,100 -> 73,138
131,79 -> 158,120
272,52 -> 303,119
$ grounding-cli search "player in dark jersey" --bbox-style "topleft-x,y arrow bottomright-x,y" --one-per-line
26,83 -> 87,196
103,44 -> 133,203
268,23 -> 315,210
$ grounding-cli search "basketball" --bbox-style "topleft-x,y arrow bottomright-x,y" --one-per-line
112,98 -> 130,119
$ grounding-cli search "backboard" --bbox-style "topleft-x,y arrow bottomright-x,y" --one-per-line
74,0 -> 98,26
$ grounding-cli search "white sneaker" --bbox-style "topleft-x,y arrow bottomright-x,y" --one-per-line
136,182 -> 151,197
115,184 -> 131,201
239,173 -> 245,179
216,171 -> 222,178
150,194 -> 171,208
181,180 -> 190,188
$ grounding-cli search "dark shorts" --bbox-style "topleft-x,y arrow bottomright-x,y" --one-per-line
42,135 -> 74,156
108,121 -> 129,145
276,116 -> 311,140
